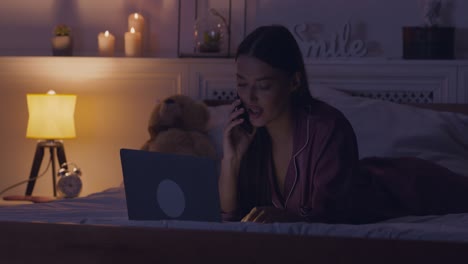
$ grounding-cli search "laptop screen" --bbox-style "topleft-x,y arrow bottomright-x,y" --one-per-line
120,149 -> 221,222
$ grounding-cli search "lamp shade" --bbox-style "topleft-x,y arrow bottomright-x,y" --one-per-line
26,92 -> 76,139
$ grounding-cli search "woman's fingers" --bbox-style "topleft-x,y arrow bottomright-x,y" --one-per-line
241,207 -> 259,222
241,207 -> 269,223
230,98 -> 241,109
228,104 -> 245,122
222,99 -> 256,161
241,207 -> 286,223
223,118 -> 244,137
252,209 -> 267,223
224,102 -> 247,137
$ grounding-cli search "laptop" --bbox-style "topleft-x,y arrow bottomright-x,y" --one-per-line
120,148 -> 221,222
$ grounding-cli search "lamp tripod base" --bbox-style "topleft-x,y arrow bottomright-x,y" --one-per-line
25,140 -> 68,197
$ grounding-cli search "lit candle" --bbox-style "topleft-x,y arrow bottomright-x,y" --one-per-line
97,30 -> 115,57
128,13 -> 145,33
124,27 -> 142,57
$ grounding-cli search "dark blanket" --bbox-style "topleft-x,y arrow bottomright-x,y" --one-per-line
354,157 -> 468,223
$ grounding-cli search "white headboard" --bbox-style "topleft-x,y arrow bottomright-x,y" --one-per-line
199,59 -> 467,104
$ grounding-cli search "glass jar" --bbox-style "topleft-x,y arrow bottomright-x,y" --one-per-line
194,8 -> 228,55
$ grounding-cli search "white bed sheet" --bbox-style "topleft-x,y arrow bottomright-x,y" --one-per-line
1,187 -> 468,243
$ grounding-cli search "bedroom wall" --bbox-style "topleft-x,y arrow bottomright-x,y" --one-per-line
1,0 -> 468,58
0,57 -> 241,197
0,57 -> 191,197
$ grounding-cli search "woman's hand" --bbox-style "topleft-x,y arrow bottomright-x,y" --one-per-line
241,207 -> 304,223
222,99 -> 256,163
218,99 -> 256,217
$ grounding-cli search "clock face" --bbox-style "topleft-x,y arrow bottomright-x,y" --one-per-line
57,174 -> 82,198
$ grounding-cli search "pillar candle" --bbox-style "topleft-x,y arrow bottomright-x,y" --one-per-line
124,27 -> 142,57
97,30 -> 115,57
128,13 -> 145,33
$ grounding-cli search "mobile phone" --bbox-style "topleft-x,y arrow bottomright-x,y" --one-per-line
234,96 -> 254,134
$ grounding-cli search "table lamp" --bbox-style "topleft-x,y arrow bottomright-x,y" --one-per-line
25,90 -> 76,197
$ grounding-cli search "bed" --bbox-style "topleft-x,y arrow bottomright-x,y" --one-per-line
1,85 -> 468,264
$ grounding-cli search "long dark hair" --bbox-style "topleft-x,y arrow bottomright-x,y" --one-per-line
236,24 -> 314,108
235,25 -> 314,217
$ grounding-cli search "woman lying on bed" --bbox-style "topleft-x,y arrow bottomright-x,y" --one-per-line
218,24 -> 468,224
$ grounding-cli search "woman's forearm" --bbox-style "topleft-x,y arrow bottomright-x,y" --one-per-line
218,157 -> 240,214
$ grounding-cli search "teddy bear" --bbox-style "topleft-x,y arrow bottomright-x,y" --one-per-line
141,94 -> 218,159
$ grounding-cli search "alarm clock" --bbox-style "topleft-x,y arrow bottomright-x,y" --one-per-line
57,162 -> 82,198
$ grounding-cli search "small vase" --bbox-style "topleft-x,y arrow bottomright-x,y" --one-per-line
51,36 -> 73,56
194,9 -> 229,55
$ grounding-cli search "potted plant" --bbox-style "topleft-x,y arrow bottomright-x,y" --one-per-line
51,24 -> 73,56
194,8 -> 229,55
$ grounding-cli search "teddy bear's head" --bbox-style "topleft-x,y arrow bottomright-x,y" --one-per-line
147,95 -> 210,139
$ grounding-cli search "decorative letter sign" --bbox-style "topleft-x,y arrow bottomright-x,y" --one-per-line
294,22 -> 368,59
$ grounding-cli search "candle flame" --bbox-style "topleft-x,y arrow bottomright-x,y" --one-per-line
47,90 -> 56,95
131,27 -> 135,33
134,13 -> 139,19
105,30 -> 109,37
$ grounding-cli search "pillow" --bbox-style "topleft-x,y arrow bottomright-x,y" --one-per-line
310,85 -> 468,176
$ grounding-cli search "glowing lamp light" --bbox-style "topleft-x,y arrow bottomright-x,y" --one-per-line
26,90 -> 76,140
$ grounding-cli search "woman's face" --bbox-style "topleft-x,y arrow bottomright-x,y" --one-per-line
236,55 -> 294,128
